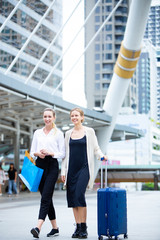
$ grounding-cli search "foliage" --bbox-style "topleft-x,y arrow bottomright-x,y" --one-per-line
142,182 -> 160,190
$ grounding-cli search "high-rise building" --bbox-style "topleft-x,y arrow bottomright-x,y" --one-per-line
84,0 -> 136,109
144,0 -> 160,47
137,52 -> 151,114
0,0 -> 63,94
144,0 -> 160,121
157,48 -> 160,119
137,40 -> 157,120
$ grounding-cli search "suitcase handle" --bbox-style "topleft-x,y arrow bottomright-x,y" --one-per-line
100,157 -> 107,188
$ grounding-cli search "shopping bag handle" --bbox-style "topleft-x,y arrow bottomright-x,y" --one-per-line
25,150 -> 36,165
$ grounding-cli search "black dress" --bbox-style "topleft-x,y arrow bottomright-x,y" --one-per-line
67,135 -> 90,208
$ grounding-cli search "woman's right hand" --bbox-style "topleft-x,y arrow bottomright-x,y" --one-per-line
36,152 -> 45,159
61,175 -> 65,183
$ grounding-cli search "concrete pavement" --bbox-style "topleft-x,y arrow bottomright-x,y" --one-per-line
0,190 -> 160,240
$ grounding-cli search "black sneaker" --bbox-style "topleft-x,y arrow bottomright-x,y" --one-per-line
47,228 -> 59,237
31,227 -> 40,238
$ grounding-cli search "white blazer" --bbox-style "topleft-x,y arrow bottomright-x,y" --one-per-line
61,126 -> 104,189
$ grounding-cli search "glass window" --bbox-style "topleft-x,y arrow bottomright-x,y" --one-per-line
95,6 -> 100,14
95,74 -> 100,80
95,64 -> 100,71
95,25 -> 100,32
103,73 -> 112,80
95,100 -> 101,107
115,25 -> 125,32
105,53 -> 112,60
102,83 -> 109,89
106,34 -> 112,40
95,44 -> 100,51
95,16 -> 100,22
115,35 -> 123,41
106,6 -> 112,12
103,63 -> 113,70
115,45 -> 120,50
95,53 -> 100,60
106,43 -> 112,50
105,25 -> 112,31
115,16 -> 127,23
95,83 -> 100,90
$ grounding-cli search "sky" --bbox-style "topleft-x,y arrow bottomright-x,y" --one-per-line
62,0 -> 87,107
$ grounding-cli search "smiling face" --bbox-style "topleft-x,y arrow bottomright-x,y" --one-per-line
43,110 -> 55,127
70,109 -> 84,126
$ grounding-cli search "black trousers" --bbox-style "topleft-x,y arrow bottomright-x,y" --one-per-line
36,156 -> 59,221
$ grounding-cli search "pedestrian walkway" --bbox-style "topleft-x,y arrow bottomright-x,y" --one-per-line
0,190 -> 160,240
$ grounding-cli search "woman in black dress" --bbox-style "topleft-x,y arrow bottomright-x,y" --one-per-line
61,108 -> 107,239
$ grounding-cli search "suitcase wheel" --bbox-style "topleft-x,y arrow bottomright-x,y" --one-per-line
124,233 -> 128,238
98,236 -> 103,240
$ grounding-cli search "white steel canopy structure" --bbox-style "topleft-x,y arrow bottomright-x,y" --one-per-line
0,0 -> 63,94
0,74 -> 143,155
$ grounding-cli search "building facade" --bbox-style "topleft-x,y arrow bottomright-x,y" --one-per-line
157,48 -> 160,120
144,0 -> 160,47
84,0 -> 137,109
108,113 -> 160,165
144,0 -> 160,121
137,40 -> 157,121
0,0 -> 63,94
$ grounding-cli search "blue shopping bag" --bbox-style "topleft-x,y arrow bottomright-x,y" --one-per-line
19,151 -> 44,192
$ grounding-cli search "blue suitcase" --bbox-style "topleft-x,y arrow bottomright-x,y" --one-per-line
97,161 -> 128,240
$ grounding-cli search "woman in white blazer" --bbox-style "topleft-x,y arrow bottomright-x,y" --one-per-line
61,108 -> 107,239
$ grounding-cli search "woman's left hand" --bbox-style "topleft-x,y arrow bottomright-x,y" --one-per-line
61,175 -> 65,183
103,155 -> 108,161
